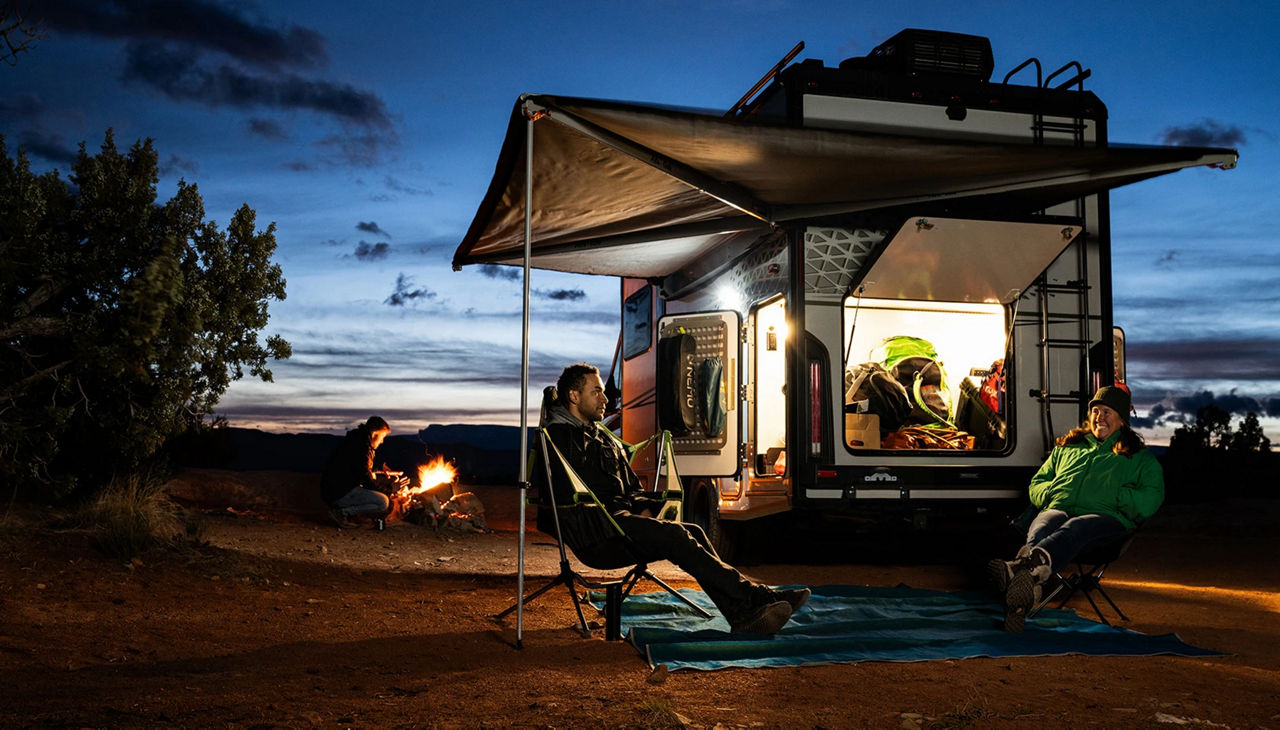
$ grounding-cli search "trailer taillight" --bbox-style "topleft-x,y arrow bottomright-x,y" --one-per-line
810,361 -> 822,455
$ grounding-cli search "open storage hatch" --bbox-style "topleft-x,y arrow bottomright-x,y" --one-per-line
842,217 -> 1080,453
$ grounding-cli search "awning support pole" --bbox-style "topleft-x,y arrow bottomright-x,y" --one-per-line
516,106 -> 535,649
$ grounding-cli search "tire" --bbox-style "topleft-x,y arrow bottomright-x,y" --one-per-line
690,479 -> 741,564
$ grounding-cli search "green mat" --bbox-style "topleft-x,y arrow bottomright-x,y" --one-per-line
594,584 -> 1225,672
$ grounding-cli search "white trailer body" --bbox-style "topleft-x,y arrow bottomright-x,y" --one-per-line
452,30 -> 1236,560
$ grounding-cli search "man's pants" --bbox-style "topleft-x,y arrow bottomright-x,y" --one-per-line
1026,509 -> 1128,574
332,487 -> 390,518
613,513 -> 762,620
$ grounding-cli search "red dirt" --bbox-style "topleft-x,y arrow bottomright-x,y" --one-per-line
1,468 -> 1278,728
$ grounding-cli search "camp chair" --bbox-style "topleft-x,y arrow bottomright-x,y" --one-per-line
496,387 -> 711,640
1030,531 -> 1138,625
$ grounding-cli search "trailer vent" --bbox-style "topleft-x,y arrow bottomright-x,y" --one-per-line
842,29 -> 995,82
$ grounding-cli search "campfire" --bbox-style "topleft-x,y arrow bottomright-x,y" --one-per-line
384,455 -> 487,531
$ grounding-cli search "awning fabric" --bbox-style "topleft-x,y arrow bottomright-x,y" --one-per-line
453,94 -> 1236,279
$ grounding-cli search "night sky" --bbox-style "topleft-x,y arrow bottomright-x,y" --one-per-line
4,0 -> 1276,442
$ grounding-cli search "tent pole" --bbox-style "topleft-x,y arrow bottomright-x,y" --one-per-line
516,107 -> 534,649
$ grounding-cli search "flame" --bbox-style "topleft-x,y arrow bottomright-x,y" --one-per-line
400,454 -> 457,498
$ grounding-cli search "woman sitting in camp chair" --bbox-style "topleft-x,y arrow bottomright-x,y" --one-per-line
988,385 -> 1164,632
547,362 -> 809,635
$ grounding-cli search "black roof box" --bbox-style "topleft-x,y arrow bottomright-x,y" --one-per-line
840,29 -> 994,82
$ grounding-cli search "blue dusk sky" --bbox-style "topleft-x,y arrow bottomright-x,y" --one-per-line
3,0 -> 1277,442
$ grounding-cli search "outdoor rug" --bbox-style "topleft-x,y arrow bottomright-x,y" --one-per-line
592,584 -> 1224,671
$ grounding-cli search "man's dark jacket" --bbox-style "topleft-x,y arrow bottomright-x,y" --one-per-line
320,425 -> 379,505
542,404 -> 663,516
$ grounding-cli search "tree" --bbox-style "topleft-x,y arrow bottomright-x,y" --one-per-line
1,132 -> 291,498
1227,412 -> 1271,453
1168,404 -> 1233,452
0,1 -> 43,66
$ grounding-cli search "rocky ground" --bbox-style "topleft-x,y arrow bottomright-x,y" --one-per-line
1,468 -> 1278,728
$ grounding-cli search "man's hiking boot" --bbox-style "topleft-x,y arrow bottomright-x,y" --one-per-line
327,508 -> 352,528
768,587 -> 812,613
729,600 -> 793,635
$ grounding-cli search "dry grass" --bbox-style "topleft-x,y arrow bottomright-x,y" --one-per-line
77,470 -> 189,559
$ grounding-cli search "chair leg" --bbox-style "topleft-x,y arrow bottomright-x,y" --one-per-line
496,559 -> 593,636
1092,583 -> 1130,622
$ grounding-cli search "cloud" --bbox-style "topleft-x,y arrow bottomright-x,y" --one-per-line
159,153 -> 198,177
316,131 -> 398,167
1127,337 -> 1280,382
536,288 -> 587,301
385,175 -> 432,196
123,41 -> 393,130
1154,249 -> 1179,269
38,0 -> 327,70
356,221 -> 390,238
352,241 -> 390,261
15,130 -> 77,166
384,273 -> 436,307
1159,119 -> 1246,148
479,264 -> 521,282
247,118 -> 289,140
1170,390 -> 1268,417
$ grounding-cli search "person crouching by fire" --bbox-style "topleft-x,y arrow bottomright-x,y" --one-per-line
321,416 -> 408,529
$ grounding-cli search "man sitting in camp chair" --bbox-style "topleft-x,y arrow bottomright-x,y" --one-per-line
546,362 -> 808,635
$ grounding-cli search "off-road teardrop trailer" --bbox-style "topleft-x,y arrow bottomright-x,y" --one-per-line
453,29 -> 1236,561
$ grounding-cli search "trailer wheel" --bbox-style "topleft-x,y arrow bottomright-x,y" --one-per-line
690,479 -> 741,564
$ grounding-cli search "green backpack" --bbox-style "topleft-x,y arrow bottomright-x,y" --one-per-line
875,335 -> 954,427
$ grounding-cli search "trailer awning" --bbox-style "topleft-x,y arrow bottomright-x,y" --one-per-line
452,94 -> 1236,279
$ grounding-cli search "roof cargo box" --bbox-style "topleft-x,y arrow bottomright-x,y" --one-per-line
841,29 -> 994,81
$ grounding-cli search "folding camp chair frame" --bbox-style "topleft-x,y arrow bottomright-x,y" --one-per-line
1029,532 -> 1136,625
496,423 -> 711,639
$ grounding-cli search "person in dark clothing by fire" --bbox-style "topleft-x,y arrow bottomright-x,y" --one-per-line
321,416 -> 406,528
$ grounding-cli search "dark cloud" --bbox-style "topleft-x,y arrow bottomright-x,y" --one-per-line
1269,398 -> 1280,419
0,93 -> 45,120
479,264 -> 521,282
316,131 -> 398,167
384,273 -> 436,307
1159,119 -> 1246,148
158,152 -> 198,177
285,160 -> 314,172
536,288 -> 587,302
353,241 -> 390,261
123,42 -> 393,130
1154,249 -> 1178,269
38,0 -> 327,70
1127,337 -> 1280,382
385,175 -> 432,196
247,118 -> 289,140
15,130 -> 77,166
356,221 -> 390,238
1171,390 -> 1266,417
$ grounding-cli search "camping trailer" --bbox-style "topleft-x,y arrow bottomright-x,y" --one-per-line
453,29 -> 1236,560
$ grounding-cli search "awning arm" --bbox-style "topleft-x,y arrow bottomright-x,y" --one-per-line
527,97 -> 775,224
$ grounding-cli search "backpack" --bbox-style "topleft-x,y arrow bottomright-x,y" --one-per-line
844,362 -> 912,433
657,331 -> 698,436
874,335 -> 953,427
979,358 -> 1005,415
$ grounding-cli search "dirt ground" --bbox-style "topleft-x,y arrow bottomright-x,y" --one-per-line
2,469 -> 1279,728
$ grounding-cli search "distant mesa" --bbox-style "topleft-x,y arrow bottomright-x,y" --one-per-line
182,425 -> 528,484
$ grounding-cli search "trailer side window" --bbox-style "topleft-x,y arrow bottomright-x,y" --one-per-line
622,287 -> 652,360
